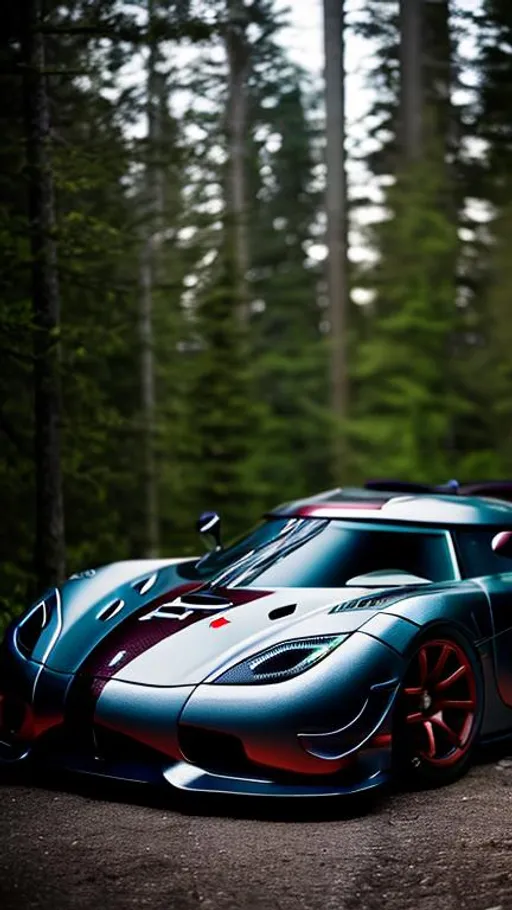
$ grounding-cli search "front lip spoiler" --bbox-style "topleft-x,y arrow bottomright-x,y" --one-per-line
0,744 -> 390,798
164,760 -> 389,798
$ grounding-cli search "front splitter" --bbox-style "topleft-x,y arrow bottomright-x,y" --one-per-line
0,737 -> 390,799
164,758 -> 389,798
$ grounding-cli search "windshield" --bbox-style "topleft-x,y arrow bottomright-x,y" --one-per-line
180,516 -> 301,581
209,520 -> 457,589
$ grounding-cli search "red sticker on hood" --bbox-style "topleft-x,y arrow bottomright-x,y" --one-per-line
210,616 -> 230,629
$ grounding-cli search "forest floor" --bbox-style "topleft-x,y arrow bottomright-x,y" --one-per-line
1,752 -> 512,910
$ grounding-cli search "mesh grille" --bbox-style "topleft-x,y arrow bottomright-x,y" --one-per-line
331,592 -> 410,613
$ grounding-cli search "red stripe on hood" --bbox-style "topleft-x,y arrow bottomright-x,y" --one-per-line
65,582 -> 202,729
68,584 -> 272,714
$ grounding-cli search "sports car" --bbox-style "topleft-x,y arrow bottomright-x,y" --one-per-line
3,480 -> 512,799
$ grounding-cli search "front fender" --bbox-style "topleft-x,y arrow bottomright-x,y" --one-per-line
179,631 -> 404,775
28,560 -> 198,673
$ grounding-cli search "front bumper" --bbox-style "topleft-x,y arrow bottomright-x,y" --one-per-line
0,725 -> 391,798
0,630 -> 401,797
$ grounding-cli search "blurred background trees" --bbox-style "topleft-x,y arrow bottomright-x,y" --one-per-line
1,0 -> 511,620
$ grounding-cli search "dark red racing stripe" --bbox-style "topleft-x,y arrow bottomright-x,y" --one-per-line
65,585 -> 272,726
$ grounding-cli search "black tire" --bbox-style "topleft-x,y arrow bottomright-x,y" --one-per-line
392,624 -> 484,789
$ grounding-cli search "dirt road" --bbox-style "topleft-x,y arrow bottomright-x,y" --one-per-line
1,756 -> 512,910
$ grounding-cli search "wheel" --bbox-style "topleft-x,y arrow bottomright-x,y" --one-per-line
393,627 -> 483,788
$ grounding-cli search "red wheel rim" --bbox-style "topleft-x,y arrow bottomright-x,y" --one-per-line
400,639 -> 478,768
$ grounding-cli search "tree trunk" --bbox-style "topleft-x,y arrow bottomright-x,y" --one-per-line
22,0 -> 66,590
225,0 -> 250,326
400,0 -> 423,160
423,0 -> 455,156
323,0 -> 349,480
139,236 -> 159,558
138,0 -> 164,559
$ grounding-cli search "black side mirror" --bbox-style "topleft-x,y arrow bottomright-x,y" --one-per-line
492,530 -> 512,559
197,511 -> 222,552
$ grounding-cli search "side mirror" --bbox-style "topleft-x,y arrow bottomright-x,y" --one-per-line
197,511 -> 222,552
492,530 -> 512,559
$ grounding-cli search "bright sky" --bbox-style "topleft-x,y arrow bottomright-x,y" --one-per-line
276,0 -> 486,277
118,0 -> 485,286
276,0 -> 371,129
280,0 -> 482,129
274,0 -> 380,275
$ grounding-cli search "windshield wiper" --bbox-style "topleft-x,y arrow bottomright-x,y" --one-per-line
207,519 -> 328,591
195,519 -> 298,575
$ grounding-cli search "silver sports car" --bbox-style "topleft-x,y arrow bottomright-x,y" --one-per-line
3,482 -> 512,799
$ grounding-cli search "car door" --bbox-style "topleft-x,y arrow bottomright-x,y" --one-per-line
456,527 -> 512,707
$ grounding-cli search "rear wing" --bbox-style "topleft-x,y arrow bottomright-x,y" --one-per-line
365,479 -> 512,504
457,482 -> 512,503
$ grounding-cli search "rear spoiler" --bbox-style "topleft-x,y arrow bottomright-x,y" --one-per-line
365,479 -> 512,503
457,482 -> 512,502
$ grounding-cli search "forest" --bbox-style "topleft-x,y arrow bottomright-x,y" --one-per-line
1,0 -> 511,630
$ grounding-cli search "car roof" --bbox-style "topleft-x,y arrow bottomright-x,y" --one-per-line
270,487 -> 512,527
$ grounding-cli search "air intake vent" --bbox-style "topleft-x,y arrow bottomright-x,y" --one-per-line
180,592 -> 232,607
132,573 -> 158,596
331,593 -> 404,613
97,599 -> 125,622
268,604 -> 297,621
16,602 -> 48,655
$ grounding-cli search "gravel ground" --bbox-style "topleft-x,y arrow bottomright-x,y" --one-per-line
2,754 -> 512,910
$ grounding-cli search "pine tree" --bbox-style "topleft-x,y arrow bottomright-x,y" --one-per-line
478,0 -> 512,204
348,1 -> 464,482
22,0 -> 66,589
349,157 -> 459,482
185,247 -> 266,539
249,71 -> 330,498
323,0 -> 349,480
457,0 -> 512,476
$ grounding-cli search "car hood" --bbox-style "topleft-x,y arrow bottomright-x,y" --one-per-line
36,573 -> 387,685
34,568 -> 479,686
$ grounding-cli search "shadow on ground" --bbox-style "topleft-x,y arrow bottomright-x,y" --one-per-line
0,761 -> 388,823
1,737 -> 511,823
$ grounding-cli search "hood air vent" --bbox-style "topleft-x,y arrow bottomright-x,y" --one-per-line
132,572 -> 158,596
268,604 -> 297,621
97,599 -> 125,622
180,592 -> 233,607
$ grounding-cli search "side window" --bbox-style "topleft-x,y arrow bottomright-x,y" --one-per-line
456,529 -> 512,578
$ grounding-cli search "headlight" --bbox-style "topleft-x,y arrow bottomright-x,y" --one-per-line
15,589 -> 59,657
213,634 -> 348,685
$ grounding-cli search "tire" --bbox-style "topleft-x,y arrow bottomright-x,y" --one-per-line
392,625 -> 484,789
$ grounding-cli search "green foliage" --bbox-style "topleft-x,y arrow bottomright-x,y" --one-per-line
348,0 -> 512,487
3,0 -> 512,633
0,0 -> 328,620
185,250 -> 268,538
349,157 -> 460,481
465,200 -> 512,475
